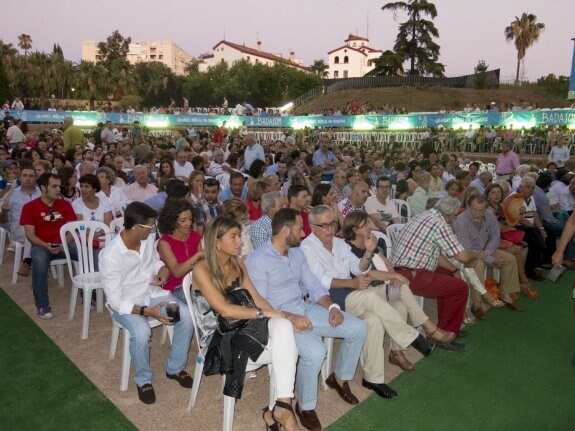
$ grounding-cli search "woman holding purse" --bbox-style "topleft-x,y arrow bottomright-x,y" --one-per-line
192,216 -> 303,431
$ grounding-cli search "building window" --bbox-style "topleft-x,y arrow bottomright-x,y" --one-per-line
150,55 -> 156,59
334,71 -> 339,78
334,56 -> 339,64
368,60 -> 373,66
255,58 -> 259,63
159,55 -> 163,60
352,43 -> 356,47
344,56 -> 349,64
343,70 -> 348,78
247,56 -> 250,61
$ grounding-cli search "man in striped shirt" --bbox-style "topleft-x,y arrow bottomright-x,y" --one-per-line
391,197 -> 479,349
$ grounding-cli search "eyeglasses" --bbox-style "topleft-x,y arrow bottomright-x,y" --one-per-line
137,223 -> 157,232
312,221 -> 337,230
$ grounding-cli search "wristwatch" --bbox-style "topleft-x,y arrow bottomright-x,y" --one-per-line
140,305 -> 147,316
255,308 -> 264,319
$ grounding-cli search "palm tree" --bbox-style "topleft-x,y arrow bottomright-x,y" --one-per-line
17,34 -> 33,56
310,59 -> 328,78
381,0 -> 444,76
504,13 -> 545,84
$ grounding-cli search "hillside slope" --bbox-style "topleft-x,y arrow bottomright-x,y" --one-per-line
295,87 -> 571,114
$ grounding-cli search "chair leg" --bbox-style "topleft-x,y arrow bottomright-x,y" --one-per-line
50,265 -> 58,280
120,328 -> 131,391
268,364 -> 275,408
11,243 -> 23,284
161,325 -> 168,345
57,264 -> 65,288
223,395 -> 236,431
321,338 -> 334,390
187,356 -> 205,410
109,325 -> 120,360
81,288 -> 92,339
95,288 -> 104,313
0,229 -> 6,266
68,287 -> 79,320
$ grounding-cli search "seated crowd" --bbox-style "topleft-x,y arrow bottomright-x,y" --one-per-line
1,124 -> 573,431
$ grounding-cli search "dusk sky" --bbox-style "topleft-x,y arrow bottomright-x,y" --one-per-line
2,0 -> 574,81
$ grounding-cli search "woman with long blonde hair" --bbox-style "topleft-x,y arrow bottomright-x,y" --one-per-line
192,217 -> 303,431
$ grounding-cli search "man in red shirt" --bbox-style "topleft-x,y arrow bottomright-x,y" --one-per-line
21,173 -> 77,319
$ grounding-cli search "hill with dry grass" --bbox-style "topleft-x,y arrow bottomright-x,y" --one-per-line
295,86 -> 571,114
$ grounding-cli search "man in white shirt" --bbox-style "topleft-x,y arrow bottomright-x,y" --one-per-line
100,121 -> 116,149
300,205 -> 436,400
243,133 -> 265,171
123,165 -> 158,202
173,149 -> 194,180
6,119 -> 25,148
100,202 -> 194,404
548,137 -> 570,168
365,176 -> 399,232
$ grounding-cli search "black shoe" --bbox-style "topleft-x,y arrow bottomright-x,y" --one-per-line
166,370 -> 194,388
437,341 -> 466,352
361,379 -> 398,399
137,383 -> 156,404
410,334 -> 436,357
457,329 -> 469,338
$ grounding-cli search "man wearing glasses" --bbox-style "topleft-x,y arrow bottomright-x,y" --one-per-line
100,202 -> 194,404
365,176 -> 400,232
20,173 -> 77,319
300,205 -> 435,400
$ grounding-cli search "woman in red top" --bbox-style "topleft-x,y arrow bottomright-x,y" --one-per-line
157,199 -> 204,304
245,180 -> 267,221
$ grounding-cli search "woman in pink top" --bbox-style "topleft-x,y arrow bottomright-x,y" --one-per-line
157,199 -> 204,303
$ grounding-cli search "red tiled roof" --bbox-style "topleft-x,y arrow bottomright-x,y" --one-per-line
327,45 -> 367,56
211,40 -> 310,71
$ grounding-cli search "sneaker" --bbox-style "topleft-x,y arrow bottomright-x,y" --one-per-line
136,383 -> 156,404
17,262 -> 31,277
37,306 -> 53,320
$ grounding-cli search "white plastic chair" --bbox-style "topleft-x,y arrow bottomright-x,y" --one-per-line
391,199 -> 411,224
385,223 -> 405,251
109,217 -> 124,238
372,231 -> 392,259
182,273 -> 275,431
61,221 -> 110,339
107,305 -> 173,391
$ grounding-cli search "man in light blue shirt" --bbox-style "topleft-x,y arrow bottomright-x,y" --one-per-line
243,133 -> 265,171
217,171 -> 247,202
312,136 -> 337,181
246,208 -> 366,429
469,171 -> 493,195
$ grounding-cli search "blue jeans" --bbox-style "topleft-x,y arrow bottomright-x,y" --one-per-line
280,300 -> 367,411
111,294 -> 194,387
31,243 -> 78,309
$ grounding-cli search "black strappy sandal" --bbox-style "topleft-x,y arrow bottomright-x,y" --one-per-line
262,406 -> 280,431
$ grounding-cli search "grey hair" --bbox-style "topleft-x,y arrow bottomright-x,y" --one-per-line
516,164 -> 530,177
261,192 -> 282,213
521,175 -> 536,186
495,180 -> 510,193
285,136 -> 295,146
96,166 -> 116,183
308,204 -> 334,224
433,196 -> 461,217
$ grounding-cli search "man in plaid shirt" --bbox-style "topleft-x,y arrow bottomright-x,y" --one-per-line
391,197 -> 479,350
249,191 -> 284,249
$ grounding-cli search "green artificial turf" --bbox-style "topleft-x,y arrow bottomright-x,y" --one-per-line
0,288 -> 137,431
327,273 -> 575,431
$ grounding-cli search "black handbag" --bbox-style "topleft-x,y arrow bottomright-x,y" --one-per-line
217,281 -> 258,332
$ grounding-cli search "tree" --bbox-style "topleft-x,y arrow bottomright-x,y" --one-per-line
504,13 -> 545,85
96,30 -> 131,68
381,0 -> 444,76
17,34 -> 32,56
474,60 -> 489,89
367,50 -> 404,76
310,59 -> 328,78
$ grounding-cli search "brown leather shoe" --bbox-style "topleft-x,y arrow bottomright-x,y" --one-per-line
295,402 -> 322,431
325,372 -> 359,405
17,262 -> 30,277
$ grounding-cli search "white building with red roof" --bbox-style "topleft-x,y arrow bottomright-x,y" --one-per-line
327,34 -> 383,79
198,40 -> 309,73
